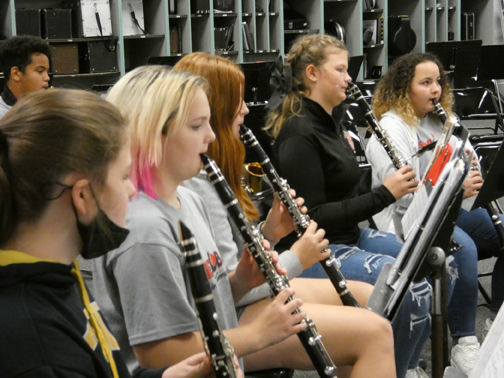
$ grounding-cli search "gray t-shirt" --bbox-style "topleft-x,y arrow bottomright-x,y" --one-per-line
183,171 -> 303,306
93,188 -> 238,373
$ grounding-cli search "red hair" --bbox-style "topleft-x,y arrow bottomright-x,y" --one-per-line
174,53 -> 258,220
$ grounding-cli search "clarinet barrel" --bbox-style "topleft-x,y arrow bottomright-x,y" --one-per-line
201,153 -> 337,378
179,221 -> 238,378
347,81 -> 407,171
239,125 -> 360,308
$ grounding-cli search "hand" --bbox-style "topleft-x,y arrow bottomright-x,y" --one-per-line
382,165 -> 418,200
161,353 -> 243,378
463,170 -> 483,199
465,148 -> 479,172
161,352 -> 214,378
344,131 -> 355,150
230,245 -> 287,302
290,221 -> 330,270
248,287 -> 307,349
261,189 -> 307,242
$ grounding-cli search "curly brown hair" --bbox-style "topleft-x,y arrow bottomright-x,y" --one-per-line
372,52 -> 454,127
265,34 -> 347,137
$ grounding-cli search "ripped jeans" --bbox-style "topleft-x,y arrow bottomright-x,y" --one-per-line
300,228 -> 430,377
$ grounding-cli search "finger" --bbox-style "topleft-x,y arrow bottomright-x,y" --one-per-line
261,239 -> 271,251
295,197 -> 305,207
289,188 -> 297,198
276,287 -> 295,302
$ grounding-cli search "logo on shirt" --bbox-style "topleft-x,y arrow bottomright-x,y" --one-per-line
419,133 -> 435,148
204,250 -> 223,280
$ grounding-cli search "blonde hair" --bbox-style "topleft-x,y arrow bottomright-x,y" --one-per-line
372,52 -> 454,126
265,34 -> 348,137
107,65 -> 208,197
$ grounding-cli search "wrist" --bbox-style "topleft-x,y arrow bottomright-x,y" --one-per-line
259,221 -> 279,243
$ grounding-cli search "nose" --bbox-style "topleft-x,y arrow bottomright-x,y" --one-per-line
127,178 -> 136,199
205,123 -> 216,144
241,101 -> 250,116
43,71 -> 50,82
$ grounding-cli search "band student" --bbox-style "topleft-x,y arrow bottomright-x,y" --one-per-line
174,52 -> 395,377
92,66 -> 333,376
0,35 -> 51,119
366,52 -> 494,376
0,88 -> 235,378
264,34 -> 431,378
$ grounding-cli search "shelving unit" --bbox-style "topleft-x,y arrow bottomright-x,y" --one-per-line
0,0 -> 502,86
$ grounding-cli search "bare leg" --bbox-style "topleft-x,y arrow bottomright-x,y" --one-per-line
240,300 -> 396,378
290,278 -> 373,307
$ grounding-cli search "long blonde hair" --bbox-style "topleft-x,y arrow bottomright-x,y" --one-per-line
106,65 -> 208,197
265,34 -> 347,138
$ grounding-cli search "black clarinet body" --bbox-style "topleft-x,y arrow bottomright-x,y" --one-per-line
239,125 -> 360,308
347,81 -> 408,171
178,221 -> 238,378
432,99 -> 504,246
200,153 -> 337,378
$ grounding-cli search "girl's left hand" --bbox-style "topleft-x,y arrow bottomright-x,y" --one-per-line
261,189 -> 307,242
463,170 -> 484,199
234,241 -> 286,290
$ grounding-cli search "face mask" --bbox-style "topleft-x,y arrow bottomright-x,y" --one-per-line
76,207 -> 130,260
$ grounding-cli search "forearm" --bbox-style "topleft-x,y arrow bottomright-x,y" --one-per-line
133,333 -> 205,370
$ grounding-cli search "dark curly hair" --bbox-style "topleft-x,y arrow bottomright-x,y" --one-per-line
0,35 -> 51,81
372,52 -> 454,126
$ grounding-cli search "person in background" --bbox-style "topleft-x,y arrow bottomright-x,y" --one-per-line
0,35 -> 51,119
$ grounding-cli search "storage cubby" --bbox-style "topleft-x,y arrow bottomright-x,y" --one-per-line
1,0 -> 501,88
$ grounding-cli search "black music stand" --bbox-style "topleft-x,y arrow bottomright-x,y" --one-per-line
147,55 -> 184,67
348,55 -> 364,82
425,40 -> 482,88
238,61 -> 274,105
472,137 -> 504,209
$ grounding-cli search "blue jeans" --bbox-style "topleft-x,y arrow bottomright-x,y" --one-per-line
457,207 -> 504,312
300,228 -> 431,378
300,227 -> 478,377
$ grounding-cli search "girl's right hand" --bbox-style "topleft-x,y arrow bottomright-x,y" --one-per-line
161,352 -> 243,378
250,287 -> 307,348
383,165 -> 418,200
290,221 -> 330,270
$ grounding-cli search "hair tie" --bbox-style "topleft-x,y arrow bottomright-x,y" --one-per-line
266,55 -> 293,111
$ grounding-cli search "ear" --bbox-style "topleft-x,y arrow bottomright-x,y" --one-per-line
305,64 -> 318,84
70,179 -> 98,225
10,66 -> 22,83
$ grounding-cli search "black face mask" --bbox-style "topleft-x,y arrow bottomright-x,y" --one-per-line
76,207 -> 130,260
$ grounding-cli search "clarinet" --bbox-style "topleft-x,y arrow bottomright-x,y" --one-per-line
178,221 -> 238,378
201,153 -> 337,378
347,81 -> 408,171
432,100 -> 504,246
239,125 -> 360,307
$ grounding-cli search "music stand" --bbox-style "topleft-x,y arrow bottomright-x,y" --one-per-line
348,55 -> 364,82
238,61 -> 274,105
472,138 -> 504,209
425,40 -> 482,88
147,55 -> 184,67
